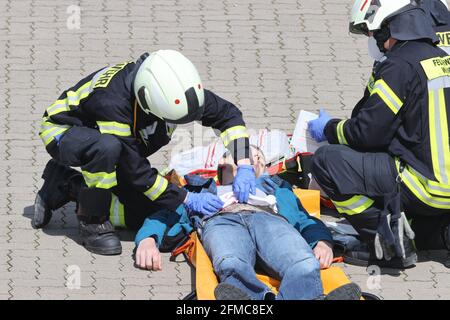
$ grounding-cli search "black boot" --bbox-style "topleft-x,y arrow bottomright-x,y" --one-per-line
77,188 -> 122,256
79,219 -> 122,255
214,283 -> 251,300
324,283 -> 362,300
343,239 -> 417,269
33,160 -> 82,229
444,225 -> 450,269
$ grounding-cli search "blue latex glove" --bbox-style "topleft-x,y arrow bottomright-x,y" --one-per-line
256,175 -> 278,195
184,192 -> 224,216
233,165 -> 256,203
308,109 -> 332,143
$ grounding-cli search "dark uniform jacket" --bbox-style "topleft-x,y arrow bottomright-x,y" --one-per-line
325,40 -> 450,210
39,55 -> 250,211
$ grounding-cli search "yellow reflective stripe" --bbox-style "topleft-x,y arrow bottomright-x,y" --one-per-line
429,88 -> 450,184
110,194 -> 126,228
39,121 -> 70,146
46,81 -> 92,116
371,79 -> 403,115
40,127 -> 68,146
437,32 -> 450,47
336,120 -> 348,145
333,195 -> 374,216
81,170 -> 117,189
396,160 -> 450,209
220,126 -> 249,147
97,121 -> 132,137
144,175 -> 168,201
409,166 -> 450,197
420,56 -> 450,80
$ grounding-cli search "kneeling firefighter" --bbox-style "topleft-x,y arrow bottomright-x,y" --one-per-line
34,50 -> 256,255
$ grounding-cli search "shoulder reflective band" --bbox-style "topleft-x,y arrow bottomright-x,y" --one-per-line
39,120 -> 70,146
332,195 -> 374,216
97,121 -> 132,137
336,120 -> 349,146
46,81 -> 93,117
93,62 -> 130,89
370,79 -> 403,115
428,88 -> 450,184
421,56 -> 450,80
110,194 -> 126,228
81,170 -> 117,189
144,175 -> 168,201
437,32 -> 450,48
395,159 -> 450,209
220,126 -> 249,147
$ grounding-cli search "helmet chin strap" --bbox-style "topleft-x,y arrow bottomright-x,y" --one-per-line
373,24 -> 391,53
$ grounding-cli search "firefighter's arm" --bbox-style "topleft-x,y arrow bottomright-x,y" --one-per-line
324,58 -> 414,150
119,141 -> 187,211
200,90 -> 251,164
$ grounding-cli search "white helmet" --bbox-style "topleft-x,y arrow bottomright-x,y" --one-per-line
134,50 -> 205,124
350,0 -> 413,35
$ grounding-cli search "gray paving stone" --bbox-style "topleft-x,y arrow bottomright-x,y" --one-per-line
1,0 -> 449,300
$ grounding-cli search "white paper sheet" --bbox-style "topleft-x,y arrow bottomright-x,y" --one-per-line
291,110 -> 328,153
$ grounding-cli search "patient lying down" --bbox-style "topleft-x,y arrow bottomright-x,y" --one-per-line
135,146 -> 362,300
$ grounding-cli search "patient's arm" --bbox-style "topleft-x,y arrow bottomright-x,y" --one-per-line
313,241 -> 333,269
135,237 -> 162,271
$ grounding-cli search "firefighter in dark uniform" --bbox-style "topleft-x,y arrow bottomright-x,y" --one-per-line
308,0 -> 450,268
33,50 -> 256,255
422,0 -> 450,54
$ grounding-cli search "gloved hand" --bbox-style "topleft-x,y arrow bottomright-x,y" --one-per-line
184,192 -> 224,217
308,109 -> 332,143
233,165 -> 256,203
255,175 -> 279,195
374,193 -> 415,260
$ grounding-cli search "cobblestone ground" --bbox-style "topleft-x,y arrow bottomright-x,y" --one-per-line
0,0 -> 449,300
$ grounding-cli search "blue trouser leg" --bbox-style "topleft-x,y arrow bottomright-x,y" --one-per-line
246,212 -> 323,300
202,214 -> 271,300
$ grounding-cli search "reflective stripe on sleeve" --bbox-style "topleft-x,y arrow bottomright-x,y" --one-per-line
336,120 -> 349,146
220,126 -> 249,147
144,175 -> 169,201
371,79 -> 403,115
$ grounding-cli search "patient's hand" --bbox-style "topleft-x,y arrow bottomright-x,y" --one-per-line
313,241 -> 333,269
135,237 -> 162,271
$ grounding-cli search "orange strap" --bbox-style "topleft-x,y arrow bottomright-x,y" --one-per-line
171,236 -> 195,260
332,257 -> 344,264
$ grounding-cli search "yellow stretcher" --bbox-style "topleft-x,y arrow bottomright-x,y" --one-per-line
173,189 -> 378,300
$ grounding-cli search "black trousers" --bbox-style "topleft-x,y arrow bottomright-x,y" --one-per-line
48,126 -> 122,188
312,145 -> 450,250
47,126 -> 161,226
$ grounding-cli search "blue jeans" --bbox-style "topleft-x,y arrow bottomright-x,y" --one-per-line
201,211 -> 323,300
